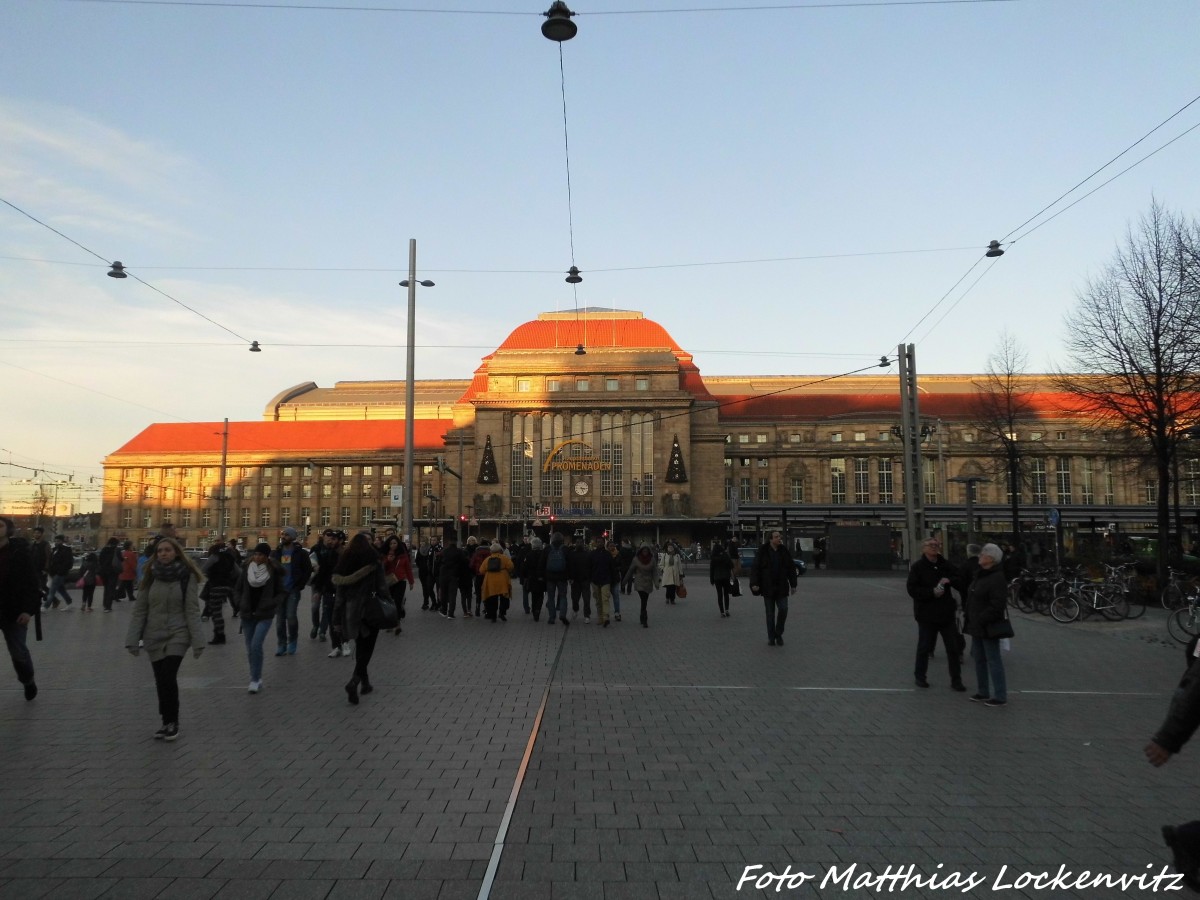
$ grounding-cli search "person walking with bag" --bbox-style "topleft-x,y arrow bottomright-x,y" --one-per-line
622,544 -> 661,628
124,537 -> 205,741
749,531 -> 797,646
381,535 -> 415,635
709,541 -> 734,618
234,543 -> 284,694
332,533 -> 389,704
479,542 -> 514,622
963,543 -> 1010,707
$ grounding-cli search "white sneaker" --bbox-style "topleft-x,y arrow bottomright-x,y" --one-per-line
585,617 -> 591,624
248,681 -> 261,693
343,644 -> 353,657
328,647 -> 342,658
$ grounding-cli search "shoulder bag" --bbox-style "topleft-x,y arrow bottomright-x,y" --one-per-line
984,607 -> 1015,640
363,591 -> 399,630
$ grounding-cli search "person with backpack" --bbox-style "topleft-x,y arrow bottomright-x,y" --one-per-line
622,544 -> 661,628
479,542 -> 514,622
544,533 -> 570,626
588,537 -> 616,628
124,537 -> 205,742
203,542 -> 240,645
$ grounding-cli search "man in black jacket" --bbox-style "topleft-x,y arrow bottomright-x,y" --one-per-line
44,534 -> 75,610
749,531 -> 798,646
1146,649 -> 1200,890
437,535 -> 468,618
0,517 -> 42,700
98,537 -> 122,612
905,537 -> 965,691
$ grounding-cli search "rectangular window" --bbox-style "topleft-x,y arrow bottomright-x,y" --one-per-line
1080,458 -> 1095,505
854,432 -> 866,442
142,468 -> 152,479
1030,432 -> 1043,442
517,379 -> 531,392
739,477 -> 751,502
383,465 -> 394,476
1104,468 -> 1114,505
180,468 -> 191,478
757,477 -> 769,502
1145,481 -> 1157,505
163,468 -> 174,478
201,509 -> 211,527
342,466 -> 353,477
303,484 -> 313,499
1055,457 -> 1072,504
789,433 -> 801,443
547,379 -> 561,392
854,458 -> 870,503
123,487 -> 133,501
360,507 -> 374,526
830,458 -> 846,504
962,432 -> 975,442
220,509 -> 230,528
322,466 -> 332,477
877,458 -> 893,504
322,484 -> 332,498
180,510 -> 192,527
923,466 -> 937,505
259,509 -> 271,528
831,433 -> 843,443
143,511 -> 153,528
605,378 -> 619,391
300,506 -> 310,526
262,485 -> 273,500
363,466 -> 373,476
122,509 -> 133,528
240,508 -> 250,527
282,466 -> 293,477
635,378 -> 649,391
737,434 -> 749,444
575,379 -> 590,392
320,506 -> 331,526
725,478 -> 733,501
240,467 -> 252,478
262,467 -> 273,479
1030,459 -> 1048,505
361,483 -> 373,497
241,485 -> 253,499
423,481 -> 433,497
341,506 -> 351,526
790,477 -> 805,503
1056,431 -> 1068,441
878,431 -> 890,442
756,434 -> 768,444
756,458 -> 769,468
281,484 -> 293,499
279,508 -> 292,526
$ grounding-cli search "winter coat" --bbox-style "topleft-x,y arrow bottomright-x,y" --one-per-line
271,542 -> 312,592
437,544 -> 469,586
0,537 -> 42,624
623,548 -> 661,594
588,546 -> 615,586
520,547 -> 548,593
98,544 -> 122,580
126,569 -> 205,662
383,551 -> 415,587
79,553 -> 99,586
1153,657 -> 1200,754
479,551 -> 514,599
333,562 -> 388,640
906,554 -> 960,626
660,551 -> 685,588
567,543 -> 591,583
963,565 -> 1008,638
749,543 -> 797,599
234,561 -> 286,622
709,547 -> 734,585
48,543 -> 74,577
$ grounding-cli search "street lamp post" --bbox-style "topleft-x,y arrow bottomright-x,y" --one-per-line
400,239 -> 435,544
948,475 -> 990,551
1004,434 -> 1020,541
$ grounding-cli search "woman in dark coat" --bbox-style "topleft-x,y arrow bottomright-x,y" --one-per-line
964,542 -> 1009,706
332,533 -> 389,704
381,535 -> 415,635
709,542 -> 734,618
234,542 -> 284,694
521,537 -> 548,621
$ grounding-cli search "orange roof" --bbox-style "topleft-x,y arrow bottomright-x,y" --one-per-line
110,419 -> 453,456
717,392 -> 1086,421
495,317 -> 683,353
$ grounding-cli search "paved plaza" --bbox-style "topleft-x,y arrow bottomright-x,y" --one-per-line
2,567 -> 1198,899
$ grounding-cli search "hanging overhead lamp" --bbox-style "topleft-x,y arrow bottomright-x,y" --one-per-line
541,1 -> 577,42
565,266 -> 583,284
985,240 -> 1005,258
249,341 -> 262,352
107,261 -> 127,278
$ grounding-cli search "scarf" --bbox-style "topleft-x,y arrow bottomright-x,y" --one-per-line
151,559 -> 187,583
247,561 -> 271,588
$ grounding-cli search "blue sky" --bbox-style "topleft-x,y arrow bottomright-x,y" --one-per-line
2,0 -> 1198,513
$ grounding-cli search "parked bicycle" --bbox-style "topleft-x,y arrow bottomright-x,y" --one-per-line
1168,588 -> 1200,644
1162,567 -> 1199,610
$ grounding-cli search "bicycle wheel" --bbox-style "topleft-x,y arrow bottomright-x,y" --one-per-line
1163,582 -> 1184,610
1032,583 -> 1054,615
1168,606 -> 1200,644
1123,586 -> 1147,619
1050,594 -> 1080,623
1007,580 -> 1022,610
1098,586 -> 1130,621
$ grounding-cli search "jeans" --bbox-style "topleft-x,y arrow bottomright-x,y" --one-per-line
440,581 -> 459,616
547,579 -> 569,622
318,591 -> 337,643
243,618 -> 273,682
150,654 -> 183,725
275,589 -> 302,647
971,636 -> 1007,701
1,621 -> 34,686
571,581 -> 591,616
353,627 -> 380,683
45,574 -> 72,608
521,579 -> 531,613
610,581 -> 621,614
763,592 -> 789,641
102,577 -> 118,611
915,621 -> 963,683
715,580 -> 730,614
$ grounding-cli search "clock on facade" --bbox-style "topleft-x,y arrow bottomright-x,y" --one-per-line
574,480 -> 590,496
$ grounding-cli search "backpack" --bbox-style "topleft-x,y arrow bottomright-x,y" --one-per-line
486,555 -> 502,573
547,544 -> 567,575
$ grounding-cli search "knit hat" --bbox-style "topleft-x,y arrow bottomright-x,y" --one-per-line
253,542 -> 272,555
281,526 -> 299,540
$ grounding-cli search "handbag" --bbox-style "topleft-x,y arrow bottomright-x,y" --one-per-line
730,576 -> 741,597
363,592 -> 399,630
676,583 -> 688,599
984,609 -> 1015,640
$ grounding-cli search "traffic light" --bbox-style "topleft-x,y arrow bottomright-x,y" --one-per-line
459,514 -> 468,523
305,525 -> 312,537
549,515 -> 556,522
603,530 -> 610,539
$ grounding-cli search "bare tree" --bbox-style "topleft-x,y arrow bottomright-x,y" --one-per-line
971,331 -> 1035,540
1054,200 -> 1200,580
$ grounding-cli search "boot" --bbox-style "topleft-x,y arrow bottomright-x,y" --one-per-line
208,634 -> 226,645
345,677 -> 360,705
